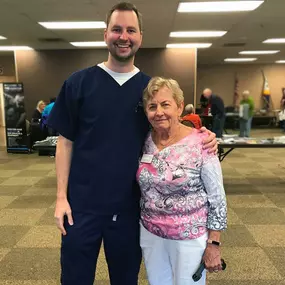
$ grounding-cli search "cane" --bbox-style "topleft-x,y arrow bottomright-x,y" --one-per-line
192,258 -> 227,282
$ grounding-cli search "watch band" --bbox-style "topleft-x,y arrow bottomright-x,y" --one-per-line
207,239 -> 221,246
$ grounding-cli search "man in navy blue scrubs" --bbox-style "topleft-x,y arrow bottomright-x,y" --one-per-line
48,2 -> 218,285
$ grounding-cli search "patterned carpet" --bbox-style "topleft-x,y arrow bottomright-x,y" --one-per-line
0,129 -> 285,285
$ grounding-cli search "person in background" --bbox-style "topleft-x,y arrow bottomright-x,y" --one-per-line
239,90 -> 254,137
138,77 -> 227,285
31,100 -> 46,122
182,103 -> 202,129
42,97 -> 56,118
281,88 -> 285,107
202,88 -> 225,138
47,3 -> 218,285
200,93 -> 210,115
42,97 -> 56,136
30,100 -> 47,145
280,91 -> 285,132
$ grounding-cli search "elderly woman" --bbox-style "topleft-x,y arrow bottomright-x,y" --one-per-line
137,77 -> 227,285
182,103 -> 202,129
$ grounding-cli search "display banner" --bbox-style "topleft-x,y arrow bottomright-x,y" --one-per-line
3,83 -> 29,153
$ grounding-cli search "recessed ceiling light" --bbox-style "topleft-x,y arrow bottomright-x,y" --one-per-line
239,50 -> 279,54
178,1 -> 264,13
170,31 -> 227,38
275,60 -> 285,63
224,58 -> 257,62
263,38 -> 285,44
39,21 -> 106,29
0,46 -> 33,51
70,41 -> 107,47
0,36 -> 7,40
166,43 -> 212,48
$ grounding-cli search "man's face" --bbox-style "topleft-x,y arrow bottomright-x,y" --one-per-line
243,94 -> 249,100
203,90 -> 212,98
104,10 -> 142,62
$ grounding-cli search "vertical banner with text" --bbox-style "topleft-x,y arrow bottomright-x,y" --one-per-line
3,83 -> 29,153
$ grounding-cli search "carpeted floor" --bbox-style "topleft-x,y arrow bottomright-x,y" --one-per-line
0,129 -> 285,285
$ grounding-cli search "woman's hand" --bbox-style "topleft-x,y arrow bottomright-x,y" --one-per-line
203,244 -> 222,273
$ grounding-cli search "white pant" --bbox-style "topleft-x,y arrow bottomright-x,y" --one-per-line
140,224 -> 207,285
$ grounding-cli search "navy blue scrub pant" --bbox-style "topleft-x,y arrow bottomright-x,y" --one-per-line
60,212 -> 142,285
212,116 -> 225,138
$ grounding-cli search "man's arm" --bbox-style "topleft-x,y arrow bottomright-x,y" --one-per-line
249,98 -> 254,113
54,135 -> 74,235
199,127 -> 218,154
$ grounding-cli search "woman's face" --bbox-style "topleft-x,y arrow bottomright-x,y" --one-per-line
39,103 -> 46,112
145,86 -> 183,132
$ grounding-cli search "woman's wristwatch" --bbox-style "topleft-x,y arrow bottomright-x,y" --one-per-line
207,239 -> 221,246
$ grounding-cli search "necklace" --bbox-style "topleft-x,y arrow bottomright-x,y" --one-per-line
154,125 -> 181,148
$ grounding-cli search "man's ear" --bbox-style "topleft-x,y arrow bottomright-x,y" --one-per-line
138,31 -> 143,48
104,28 -> 107,42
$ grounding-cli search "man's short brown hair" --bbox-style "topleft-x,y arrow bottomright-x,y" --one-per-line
106,2 -> 143,32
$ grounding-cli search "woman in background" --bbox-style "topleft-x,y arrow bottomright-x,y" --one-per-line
31,100 -> 46,122
30,100 -> 46,145
181,103 -> 202,129
137,77 -> 227,285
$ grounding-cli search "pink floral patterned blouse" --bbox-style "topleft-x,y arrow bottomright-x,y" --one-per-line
136,129 -> 227,240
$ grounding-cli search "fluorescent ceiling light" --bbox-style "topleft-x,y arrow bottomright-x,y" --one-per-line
224,58 -> 257,62
70,41 -> 107,47
276,60 -> 285,63
0,36 -> 7,40
38,21 -> 106,29
0,46 -> 33,51
178,1 -> 264,12
170,31 -> 227,38
239,50 -> 279,54
263,38 -> 285,44
166,43 -> 212,48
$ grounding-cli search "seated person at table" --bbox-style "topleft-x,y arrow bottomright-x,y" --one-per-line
31,100 -> 47,144
41,97 -> 57,136
137,77 -> 227,285
182,103 -> 202,129
32,100 -> 46,122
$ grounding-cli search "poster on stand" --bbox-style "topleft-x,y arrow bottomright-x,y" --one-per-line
2,82 -> 29,153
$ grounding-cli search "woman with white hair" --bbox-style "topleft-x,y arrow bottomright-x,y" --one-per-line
137,77 -> 227,285
182,104 -> 202,129
239,90 -> 254,137
32,100 -> 46,122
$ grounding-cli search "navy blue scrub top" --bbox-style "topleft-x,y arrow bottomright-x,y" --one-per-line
48,66 -> 150,214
